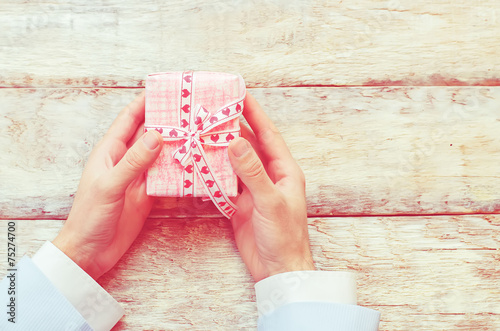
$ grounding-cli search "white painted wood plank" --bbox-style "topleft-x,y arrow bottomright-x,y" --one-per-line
1,87 -> 500,218
0,1 -> 499,87
0,216 -> 498,330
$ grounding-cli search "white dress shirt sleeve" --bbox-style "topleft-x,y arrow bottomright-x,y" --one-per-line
32,241 -> 125,331
255,270 -> 380,330
0,256 -> 92,331
255,270 -> 357,316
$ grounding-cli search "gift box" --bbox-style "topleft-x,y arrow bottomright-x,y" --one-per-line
145,71 -> 246,218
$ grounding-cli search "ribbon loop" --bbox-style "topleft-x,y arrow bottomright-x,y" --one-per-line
193,104 -> 211,131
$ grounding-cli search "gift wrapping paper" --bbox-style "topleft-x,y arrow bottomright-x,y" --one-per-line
145,71 -> 246,218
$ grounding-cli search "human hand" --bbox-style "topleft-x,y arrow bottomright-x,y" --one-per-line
228,92 -> 315,282
53,92 -> 163,279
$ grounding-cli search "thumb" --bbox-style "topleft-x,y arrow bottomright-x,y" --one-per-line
109,130 -> 163,192
228,137 -> 275,197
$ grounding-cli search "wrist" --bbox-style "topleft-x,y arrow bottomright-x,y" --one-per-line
52,230 -> 93,275
268,255 -> 316,279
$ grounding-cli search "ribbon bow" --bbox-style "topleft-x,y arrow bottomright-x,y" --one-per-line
145,72 -> 245,218
169,104 -> 240,168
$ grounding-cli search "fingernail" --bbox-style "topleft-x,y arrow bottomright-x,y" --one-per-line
231,138 -> 250,157
143,131 -> 160,150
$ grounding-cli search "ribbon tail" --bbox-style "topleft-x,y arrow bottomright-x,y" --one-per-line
191,141 -> 237,219
172,139 -> 193,166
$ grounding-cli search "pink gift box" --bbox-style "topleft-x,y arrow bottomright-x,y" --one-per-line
145,71 -> 245,199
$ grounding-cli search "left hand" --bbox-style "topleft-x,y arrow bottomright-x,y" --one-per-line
53,92 -> 163,279
228,93 -> 314,282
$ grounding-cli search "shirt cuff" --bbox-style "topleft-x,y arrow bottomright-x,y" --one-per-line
255,270 -> 357,317
32,241 -> 125,331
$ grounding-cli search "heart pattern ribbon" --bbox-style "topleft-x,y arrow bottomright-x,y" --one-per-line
144,71 -> 245,218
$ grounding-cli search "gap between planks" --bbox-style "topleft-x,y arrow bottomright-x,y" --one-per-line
2,84 -> 500,90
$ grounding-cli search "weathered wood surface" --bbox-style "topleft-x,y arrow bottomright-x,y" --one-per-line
2,1 -> 500,330
2,87 -> 500,218
1,0 -> 499,88
0,215 -> 498,330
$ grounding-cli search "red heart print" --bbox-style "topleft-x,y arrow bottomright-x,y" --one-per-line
184,165 -> 193,173
226,133 -> 234,142
184,180 -> 192,188
210,134 -> 219,143
236,104 -> 241,112
218,202 -> 226,207
206,180 -> 215,188
193,154 -> 202,162
181,119 -> 188,128
201,166 -> 209,174
222,107 -> 230,116
194,116 -> 202,125
181,89 -> 190,98
185,193 -> 192,197
169,129 -> 177,137
191,141 -> 197,148
199,137 -> 205,143
214,191 -> 222,198
184,75 -> 192,83
209,116 -> 218,124
144,128 -> 148,132
156,127 -> 163,134
198,124 -> 203,131
179,145 -> 187,154
182,104 -> 190,113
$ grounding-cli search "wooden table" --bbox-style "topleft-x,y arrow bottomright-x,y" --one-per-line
1,1 -> 499,330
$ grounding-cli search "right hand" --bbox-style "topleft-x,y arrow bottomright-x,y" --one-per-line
228,92 -> 315,282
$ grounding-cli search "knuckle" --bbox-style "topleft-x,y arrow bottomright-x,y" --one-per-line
269,192 -> 288,212
257,127 -> 277,144
125,148 -> 146,171
93,177 -> 112,196
244,155 -> 266,180
120,103 -> 133,119
269,158 -> 284,170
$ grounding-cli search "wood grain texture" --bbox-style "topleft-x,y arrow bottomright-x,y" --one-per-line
0,215 -> 498,330
1,87 -> 500,218
2,2 -> 499,331
1,0 -> 499,88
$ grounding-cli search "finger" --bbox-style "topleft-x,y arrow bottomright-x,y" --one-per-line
243,92 -> 302,180
228,137 -> 275,199
240,122 -> 257,146
127,122 -> 146,149
106,130 -> 163,193
106,91 -> 146,143
240,122 -> 266,165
